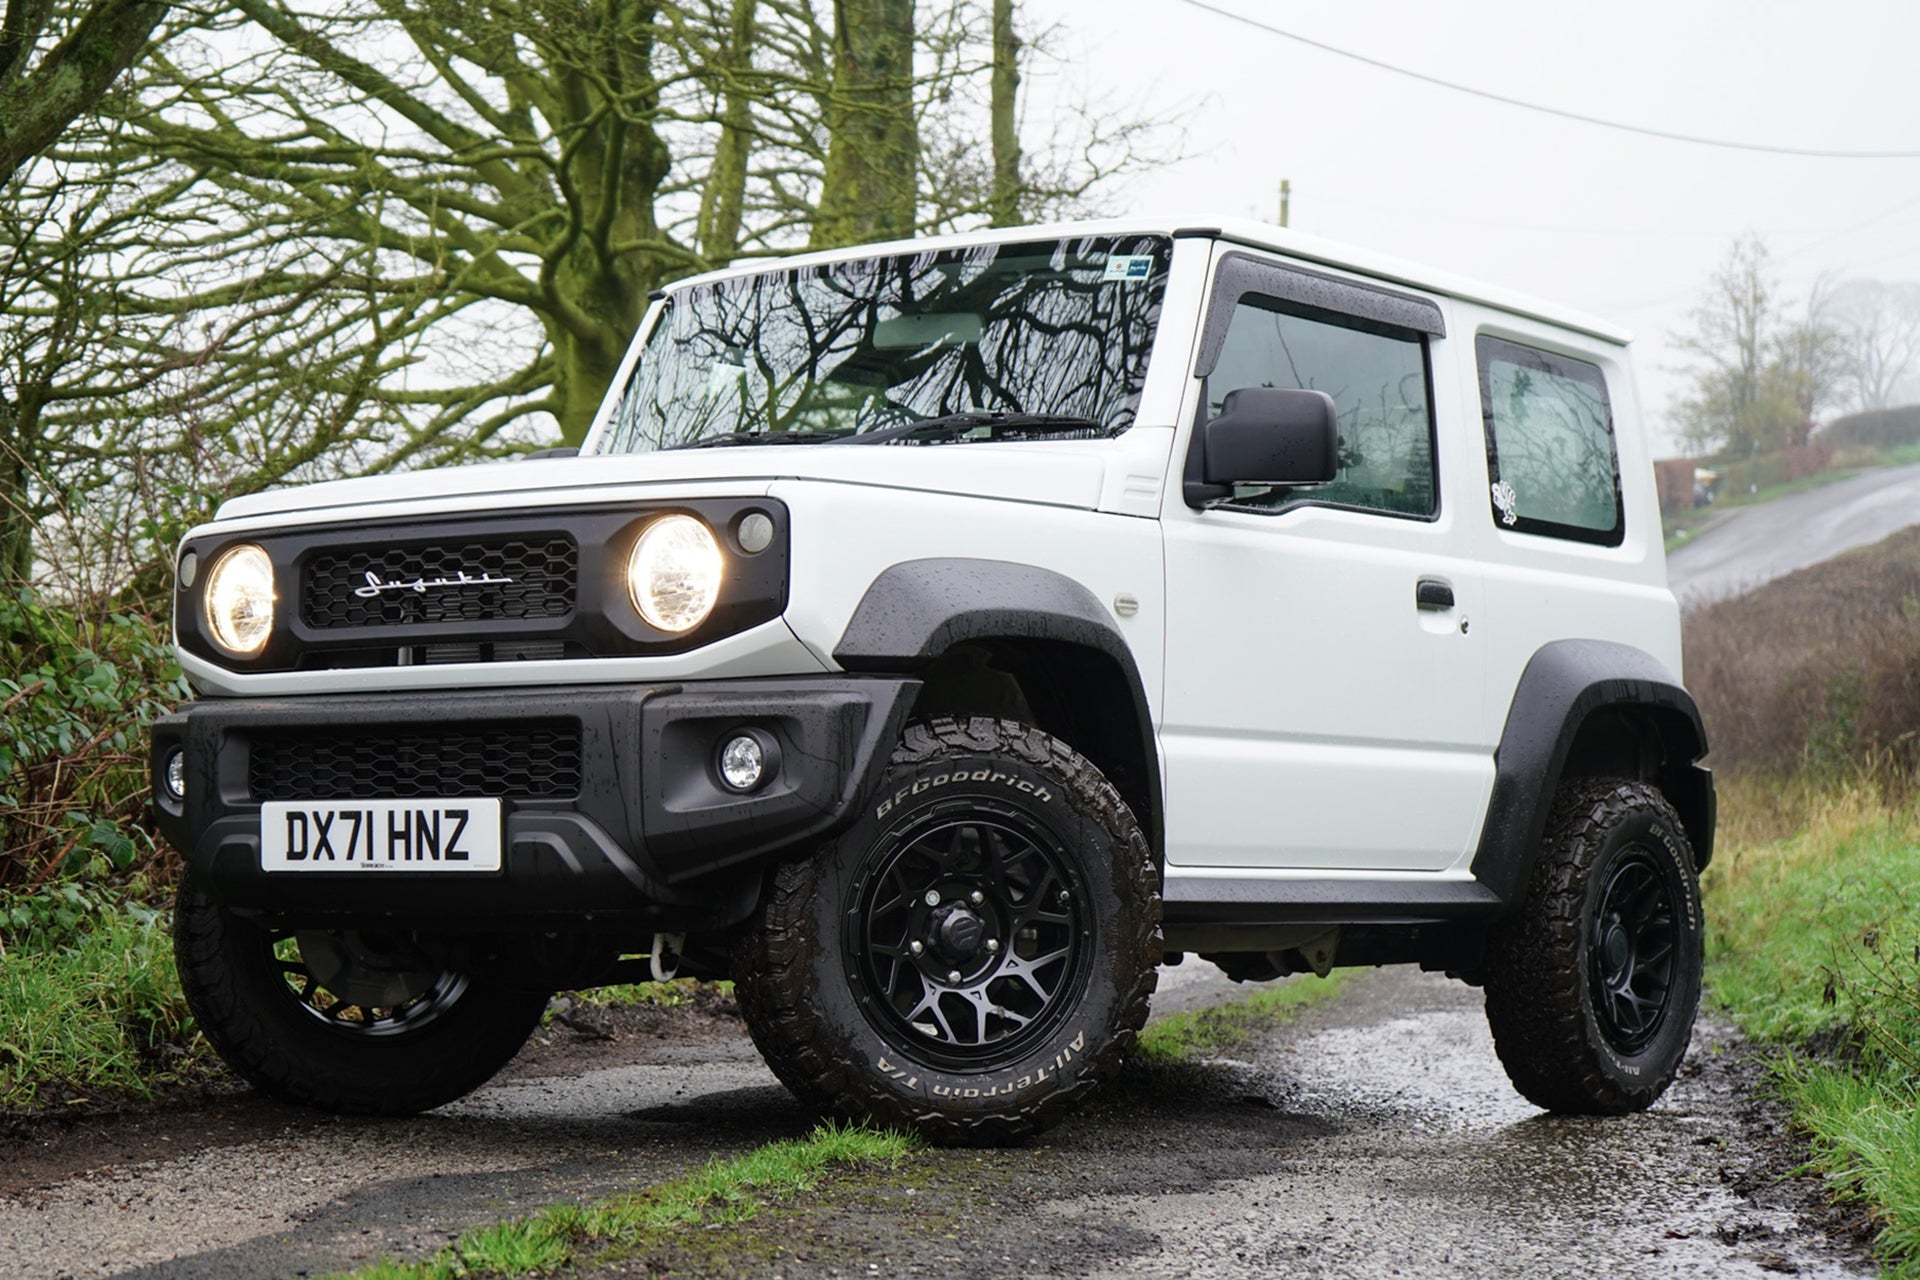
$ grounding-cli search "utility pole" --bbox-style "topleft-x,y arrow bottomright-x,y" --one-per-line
1278,178 -> 1291,228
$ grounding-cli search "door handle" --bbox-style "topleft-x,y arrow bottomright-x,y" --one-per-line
1416,578 -> 1455,610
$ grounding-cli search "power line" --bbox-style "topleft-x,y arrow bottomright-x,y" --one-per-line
1180,0 -> 1920,160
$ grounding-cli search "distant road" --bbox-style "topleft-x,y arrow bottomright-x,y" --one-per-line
1666,460 -> 1920,606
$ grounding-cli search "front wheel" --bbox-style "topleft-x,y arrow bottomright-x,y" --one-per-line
174,885 -> 550,1114
1483,778 -> 1704,1114
733,717 -> 1161,1145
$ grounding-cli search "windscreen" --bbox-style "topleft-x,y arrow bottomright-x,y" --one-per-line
597,235 -> 1171,452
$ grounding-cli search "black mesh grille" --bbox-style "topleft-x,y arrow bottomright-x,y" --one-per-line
302,537 -> 577,629
248,724 -> 584,800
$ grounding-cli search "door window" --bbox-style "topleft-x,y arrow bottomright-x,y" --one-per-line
1207,297 -> 1436,518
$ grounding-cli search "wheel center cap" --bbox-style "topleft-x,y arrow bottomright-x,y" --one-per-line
931,907 -> 986,961
1601,925 -> 1631,973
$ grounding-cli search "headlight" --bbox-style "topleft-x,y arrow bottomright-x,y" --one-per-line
203,544 -> 276,656
627,515 -> 722,633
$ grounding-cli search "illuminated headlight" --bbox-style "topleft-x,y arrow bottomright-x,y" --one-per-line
627,515 -> 722,633
203,544 -> 276,656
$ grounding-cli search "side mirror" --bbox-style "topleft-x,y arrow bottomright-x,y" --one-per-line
1201,387 -> 1339,487
523,446 -> 579,460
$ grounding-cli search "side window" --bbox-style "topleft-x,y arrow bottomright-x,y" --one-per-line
1206,296 -> 1436,517
1476,336 -> 1623,545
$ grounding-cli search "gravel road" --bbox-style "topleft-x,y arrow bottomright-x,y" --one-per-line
1666,460 -> 1920,606
0,968 -> 1870,1279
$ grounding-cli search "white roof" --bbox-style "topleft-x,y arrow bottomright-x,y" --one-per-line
660,214 -> 1633,347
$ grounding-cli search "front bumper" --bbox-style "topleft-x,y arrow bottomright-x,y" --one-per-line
151,677 -> 919,929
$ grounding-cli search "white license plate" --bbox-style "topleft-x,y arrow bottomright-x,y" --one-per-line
260,799 -> 502,872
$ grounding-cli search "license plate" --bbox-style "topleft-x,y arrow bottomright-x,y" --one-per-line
260,799 -> 502,872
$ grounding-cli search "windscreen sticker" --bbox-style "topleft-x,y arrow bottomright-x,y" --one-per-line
705,360 -> 747,399
1102,254 -> 1155,283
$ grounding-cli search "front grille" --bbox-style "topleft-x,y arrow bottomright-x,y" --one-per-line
248,723 -> 584,800
302,537 -> 577,629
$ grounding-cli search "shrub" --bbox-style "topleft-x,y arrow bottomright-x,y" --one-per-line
0,588 -> 188,895
1684,525 -> 1920,782
1820,404 -> 1920,453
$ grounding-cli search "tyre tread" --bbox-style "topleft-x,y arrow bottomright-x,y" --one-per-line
1483,777 -> 1700,1115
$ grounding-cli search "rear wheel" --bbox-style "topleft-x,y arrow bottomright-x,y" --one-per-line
733,717 -> 1160,1145
1483,778 -> 1703,1114
174,885 -> 549,1114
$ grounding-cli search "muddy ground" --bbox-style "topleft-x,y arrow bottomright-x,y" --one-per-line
0,968 -> 1873,1280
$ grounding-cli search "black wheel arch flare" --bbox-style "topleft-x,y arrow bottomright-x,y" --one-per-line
831,558 -> 1164,859
1473,638 -> 1715,910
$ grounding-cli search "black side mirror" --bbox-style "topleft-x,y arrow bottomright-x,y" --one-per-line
1201,387 -> 1339,487
523,446 -> 579,460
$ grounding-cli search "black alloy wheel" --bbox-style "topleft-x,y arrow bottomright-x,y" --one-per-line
174,885 -> 550,1115
1587,850 -> 1680,1053
272,929 -> 471,1038
850,813 -> 1091,1070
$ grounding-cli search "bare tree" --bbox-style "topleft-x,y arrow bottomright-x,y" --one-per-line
1672,236 -> 1844,457
4,0 -> 1176,598
1830,277 -> 1920,411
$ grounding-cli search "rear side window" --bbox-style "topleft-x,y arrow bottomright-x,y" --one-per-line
1208,297 -> 1436,518
1477,336 -> 1623,545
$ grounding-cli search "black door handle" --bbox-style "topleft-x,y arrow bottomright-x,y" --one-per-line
1416,578 -> 1455,610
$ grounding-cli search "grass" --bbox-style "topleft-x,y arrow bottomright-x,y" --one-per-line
0,901 -> 202,1109
1135,968 -> 1361,1062
326,1121 -> 918,1280
576,977 -> 733,1008
1706,784 -> 1920,1275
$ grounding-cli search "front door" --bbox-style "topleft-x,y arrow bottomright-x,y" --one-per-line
1159,252 -> 1495,874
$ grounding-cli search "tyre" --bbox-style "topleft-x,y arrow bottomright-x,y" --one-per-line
1483,778 -> 1704,1114
733,717 -> 1161,1145
173,885 -> 550,1115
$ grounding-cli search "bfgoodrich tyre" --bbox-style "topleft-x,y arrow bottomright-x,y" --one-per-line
733,717 -> 1161,1145
174,885 -> 549,1115
1483,778 -> 1704,1114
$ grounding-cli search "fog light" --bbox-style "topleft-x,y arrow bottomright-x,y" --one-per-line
718,733 -> 768,793
163,749 -> 187,801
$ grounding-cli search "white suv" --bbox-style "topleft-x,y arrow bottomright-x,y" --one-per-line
152,219 -> 1714,1143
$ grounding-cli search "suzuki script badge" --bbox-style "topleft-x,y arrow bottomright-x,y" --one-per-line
353,568 -> 513,598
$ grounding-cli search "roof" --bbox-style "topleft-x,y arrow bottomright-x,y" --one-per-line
659,214 -> 1635,347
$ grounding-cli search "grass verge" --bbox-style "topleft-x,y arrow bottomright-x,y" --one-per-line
1707,786 -> 1920,1274
329,1121 -> 918,1280
1135,968 -> 1361,1063
0,900 -> 203,1110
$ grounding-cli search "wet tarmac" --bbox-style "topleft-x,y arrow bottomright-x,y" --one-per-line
1666,459 -> 1920,606
0,967 -> 1870,1279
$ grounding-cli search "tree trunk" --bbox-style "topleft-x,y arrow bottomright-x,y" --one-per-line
811,0 -> 917,248
0,399 -> 33,591
696,0 -> 757,265
0,0 -> 169,185
989,0 -> 1020,228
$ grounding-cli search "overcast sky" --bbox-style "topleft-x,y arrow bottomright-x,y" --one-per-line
1022,0 -> 1920,456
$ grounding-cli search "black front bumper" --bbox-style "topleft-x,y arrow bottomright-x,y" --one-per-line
151,677 -> 919,930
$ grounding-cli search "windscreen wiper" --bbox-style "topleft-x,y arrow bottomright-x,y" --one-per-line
841,412 -> 1107,446
666,429 -> 855,450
